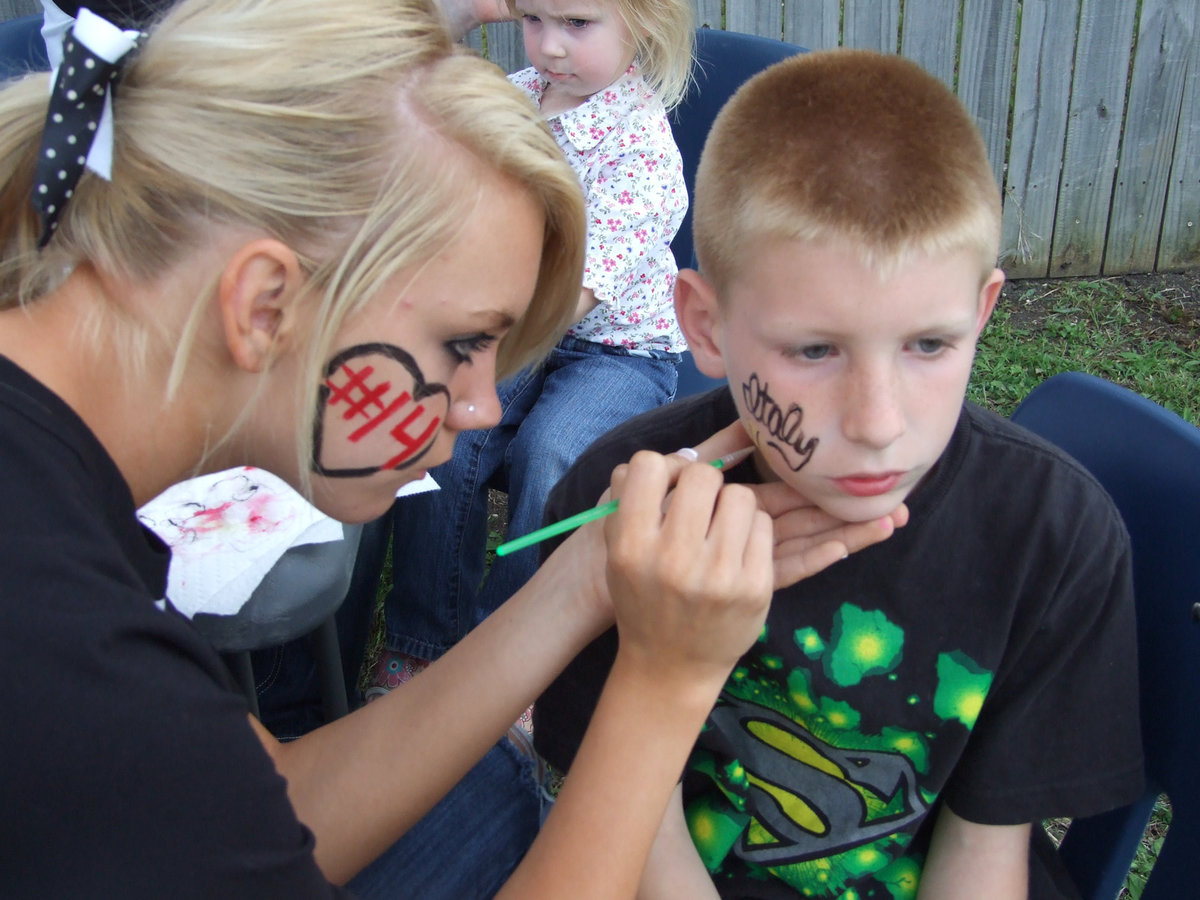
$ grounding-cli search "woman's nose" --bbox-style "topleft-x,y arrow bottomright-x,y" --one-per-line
446,373 -> 503,432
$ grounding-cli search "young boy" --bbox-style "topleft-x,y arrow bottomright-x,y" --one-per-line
532,49 -> 1144,899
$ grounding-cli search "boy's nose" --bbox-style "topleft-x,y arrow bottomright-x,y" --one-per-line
840,368 -> 906,449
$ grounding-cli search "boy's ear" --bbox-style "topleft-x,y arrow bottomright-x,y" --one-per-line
975,267 -> 1005,335
218,239 -> 305,373
674,268 -> 728,379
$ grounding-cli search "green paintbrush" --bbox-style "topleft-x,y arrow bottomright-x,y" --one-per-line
494,446 -> 755,557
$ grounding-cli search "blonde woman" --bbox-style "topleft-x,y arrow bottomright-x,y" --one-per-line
0,1 -> 896,896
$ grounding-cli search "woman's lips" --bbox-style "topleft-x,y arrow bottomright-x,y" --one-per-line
831,472 -> 905,497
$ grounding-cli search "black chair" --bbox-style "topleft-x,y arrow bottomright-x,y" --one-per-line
139,471 -> 361,723
190,523 -> 362,723
0,14 -> 49,79
669,28 -> 804,398
1011,371 -> 1200,898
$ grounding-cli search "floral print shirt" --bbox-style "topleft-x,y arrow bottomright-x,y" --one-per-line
510,65 -> 688,352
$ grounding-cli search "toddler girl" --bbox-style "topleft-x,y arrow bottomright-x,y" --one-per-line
374,0 -> 695,688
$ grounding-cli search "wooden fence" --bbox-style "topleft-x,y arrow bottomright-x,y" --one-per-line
5,0 -> 1196,276
473,0 -> 1199,278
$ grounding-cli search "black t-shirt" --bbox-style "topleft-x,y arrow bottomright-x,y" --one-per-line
0,356 -> 347,898
534,388 -> 1144,900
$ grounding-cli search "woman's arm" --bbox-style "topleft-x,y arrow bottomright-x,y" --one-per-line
499,452 -> 773,898
636,785 -> 720,900
918,806 -> 1030,900
254,425 -> 905,888
256,508 -> 612,883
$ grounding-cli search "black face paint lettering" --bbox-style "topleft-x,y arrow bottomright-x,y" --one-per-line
742,373 -> 819,472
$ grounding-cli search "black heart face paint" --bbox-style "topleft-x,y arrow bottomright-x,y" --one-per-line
743,372 -> 819,472
312,342 -> 450,478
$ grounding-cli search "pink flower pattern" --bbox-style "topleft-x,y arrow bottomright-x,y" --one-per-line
509,66 -> 688,353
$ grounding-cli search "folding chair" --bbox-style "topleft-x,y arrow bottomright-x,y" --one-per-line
191,524 -> 362,723
139,471 -> 361,724
1011,371 -> 1200,899
669,28 -> 804,398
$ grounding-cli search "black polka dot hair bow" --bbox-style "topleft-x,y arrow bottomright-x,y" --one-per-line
32,8 -> 142,248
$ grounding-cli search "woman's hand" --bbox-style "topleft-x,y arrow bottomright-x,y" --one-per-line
686,420 -> 908,589
603,449 -> 774,686
753,482 -> 908,589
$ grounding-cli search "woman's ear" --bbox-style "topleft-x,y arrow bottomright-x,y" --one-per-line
674,268 -> 727,379
218,239 -> 304,373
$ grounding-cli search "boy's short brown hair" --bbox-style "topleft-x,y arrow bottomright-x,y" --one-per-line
692,49 -> 1001,293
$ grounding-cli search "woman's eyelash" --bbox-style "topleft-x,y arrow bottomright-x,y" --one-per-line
446,333 -> 496,363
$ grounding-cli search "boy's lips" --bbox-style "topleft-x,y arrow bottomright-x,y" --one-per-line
831,472 -> 905,497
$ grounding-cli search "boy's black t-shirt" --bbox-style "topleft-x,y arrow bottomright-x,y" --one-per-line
0,355 -> 346,898
534,387 -> 1144,900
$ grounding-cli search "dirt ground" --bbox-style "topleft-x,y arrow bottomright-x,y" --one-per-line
999,269 -> 1200,351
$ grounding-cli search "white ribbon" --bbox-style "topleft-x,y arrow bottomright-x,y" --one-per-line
39,3 -> 140,181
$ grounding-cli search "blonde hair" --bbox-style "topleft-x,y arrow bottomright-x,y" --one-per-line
0,0 -> 585,489
508,0 -> 694,109
692,49 -> 1001,294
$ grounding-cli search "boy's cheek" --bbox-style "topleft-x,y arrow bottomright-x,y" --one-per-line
736,371 -> 821,477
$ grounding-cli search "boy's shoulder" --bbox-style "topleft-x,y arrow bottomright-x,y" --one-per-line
929,400 -> 1129,547
960,401 -> 1114,496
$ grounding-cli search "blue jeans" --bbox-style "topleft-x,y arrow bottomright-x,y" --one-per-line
347,737 -> 546,899
384,336 -> 679,659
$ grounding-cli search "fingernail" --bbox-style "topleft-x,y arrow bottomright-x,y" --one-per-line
672,447 -> 699,462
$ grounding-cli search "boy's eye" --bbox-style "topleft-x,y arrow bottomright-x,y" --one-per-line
913,338 -> 947,355
446,333 -> 496,364
522,14 -> 541,23
788,344 -> 833,361
566,17 -> 589,28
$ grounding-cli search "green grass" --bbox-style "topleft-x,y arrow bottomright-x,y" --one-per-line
969,278 -> 1200,424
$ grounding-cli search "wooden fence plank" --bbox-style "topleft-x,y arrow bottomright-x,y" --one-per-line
727,0 -> 782,40
1159,17 -> 1200,271
463,26 -> 484,57
1001,0 -> 1079,278
783,0 -> 841,51
0,0 -> 38,19
1050,0 -> 1138,276
483,18 -> 525,74
900,0 -> 960,90
843,0 -> 900,54
12,0 -> 1191,275
959,0 -> 1018,191
1105,0 -> 1196,274
695,0 -> 723,30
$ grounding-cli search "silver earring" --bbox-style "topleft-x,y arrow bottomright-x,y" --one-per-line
466,404 -> 476,414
